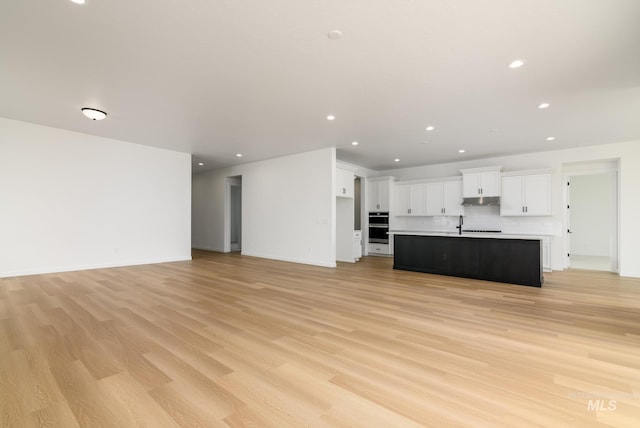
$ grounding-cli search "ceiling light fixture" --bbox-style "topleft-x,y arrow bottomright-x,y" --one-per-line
236,153 -> 243,157
327,30 -> 342,40
546,137 -> 555,141
426,126 -> 435,131
509,59 -> 525,68
351,141 -> 359,146
537,103 -> 550,109
198,162 -> 204,166
458,149 -> 465,153
81,107 -> 107,120
394,158 -> 400,162
326,115 -> 335,121
71,0 -> 86,4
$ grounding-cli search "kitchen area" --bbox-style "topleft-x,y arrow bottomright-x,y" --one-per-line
362,166 -> 554,287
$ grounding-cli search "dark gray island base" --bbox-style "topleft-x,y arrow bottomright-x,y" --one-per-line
393,234 -> 543,287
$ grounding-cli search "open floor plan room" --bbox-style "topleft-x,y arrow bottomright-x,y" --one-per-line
1,252 -> 639,427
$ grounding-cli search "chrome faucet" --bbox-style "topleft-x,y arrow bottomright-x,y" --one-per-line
456,215 -> 463,235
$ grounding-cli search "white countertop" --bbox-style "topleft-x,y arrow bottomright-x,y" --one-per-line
389,230 -> 549,240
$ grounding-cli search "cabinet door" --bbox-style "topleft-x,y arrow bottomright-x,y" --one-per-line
409,184 -> 426,216
462,173 -> 481,197
395,184 -> 411,216
500,176 -> 524,216
367,181 -> 380,211
425,182 -> 444,216
479,171 -> 500,196
442,180 -> 463,216
523,174 -> 551,215
378,181 -> 390,211
336,168 -> 354,198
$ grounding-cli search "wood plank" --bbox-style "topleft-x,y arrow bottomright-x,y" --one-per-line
0,251 -> 639,426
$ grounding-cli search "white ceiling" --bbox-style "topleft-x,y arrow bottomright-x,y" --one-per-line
2,0 -> 639,171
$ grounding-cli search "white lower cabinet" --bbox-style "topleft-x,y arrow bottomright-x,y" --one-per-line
353,231 -> 362,260
368,236 -> 393,256
368,243 -> 391,255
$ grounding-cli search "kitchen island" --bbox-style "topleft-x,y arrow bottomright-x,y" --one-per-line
390,231 -> 544,287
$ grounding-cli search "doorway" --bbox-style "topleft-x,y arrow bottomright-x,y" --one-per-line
226,176 -> 242,253
565,165 -> 618,272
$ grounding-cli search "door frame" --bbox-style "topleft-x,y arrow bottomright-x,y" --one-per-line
562,161 -> 619,272
224,175 -> 242,253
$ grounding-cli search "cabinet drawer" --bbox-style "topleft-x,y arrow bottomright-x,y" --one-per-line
368,243 -> 390,255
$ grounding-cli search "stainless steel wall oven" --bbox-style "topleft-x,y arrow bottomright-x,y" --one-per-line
368,212 -> 389,244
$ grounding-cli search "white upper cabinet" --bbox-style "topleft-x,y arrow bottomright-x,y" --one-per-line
500,173 -> 551,216
461,167 -> 501,197
442,180 -> 464,216
367,177 -> 393,211
336,167 -> 354,198
395,184 -> 410,215
425,182 -> 443,216
395,183 -> 426,216
425,180 -> 463,216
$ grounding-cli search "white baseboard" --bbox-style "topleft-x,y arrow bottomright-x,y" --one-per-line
0,255 -> 192,279
619,271 -> 640,278
192,245 -> 226,252
241,251 -> 337,268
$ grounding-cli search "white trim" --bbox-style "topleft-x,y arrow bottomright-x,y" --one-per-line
460,165 -> 502,174
563,163 -> 619,273
366,175 -> 396,183
0,256 -> 192,279
241,251 -> 337,268
501,168 -> 553,177
394,176 -> 462,185
192,245 -> 225,252
619,271 -> 640,278
224,175 -> 242,253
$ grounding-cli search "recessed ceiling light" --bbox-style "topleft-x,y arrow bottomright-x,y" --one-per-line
327,30 -> 342,40
426,126 -> 435,131
326,115 -> 335,121
71,0 -> 86,4
236,153 -> 243,157
509,59 -> 525,68
546,137 -> 555,141
394,158 -> 400,162
458,149 -> 465,153
198,162 -> 204,166
351,141 -> 359,146
81,107 -> 107,120
538,103 -> 550,109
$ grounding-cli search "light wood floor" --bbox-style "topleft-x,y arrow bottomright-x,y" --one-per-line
1,251 -> 639,427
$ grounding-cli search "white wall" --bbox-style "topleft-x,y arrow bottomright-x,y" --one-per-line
570,173 -> 615,257
192,168 -> 227,252
192,148 -> 336,267
0,118 -> 192,278
375,140 -> 640,277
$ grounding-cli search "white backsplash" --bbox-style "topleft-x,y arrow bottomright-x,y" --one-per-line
391,206 -> 557,235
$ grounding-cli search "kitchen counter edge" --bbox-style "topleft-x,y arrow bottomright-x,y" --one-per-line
388,230 -> 551,240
